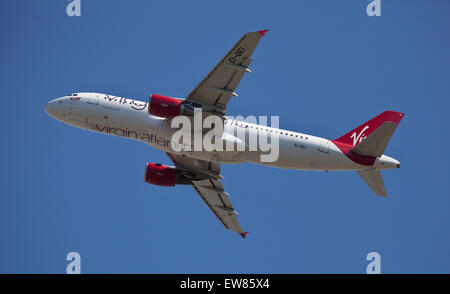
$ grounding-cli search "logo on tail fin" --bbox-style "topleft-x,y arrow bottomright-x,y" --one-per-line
350,126 -> 369,146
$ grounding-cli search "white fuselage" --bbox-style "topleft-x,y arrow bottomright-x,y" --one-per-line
45,93 -> 399,171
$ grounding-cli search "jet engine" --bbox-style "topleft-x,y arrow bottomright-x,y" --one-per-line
144,163 -> 190,186
148,94 -> 183,119
148,94 -> 211,119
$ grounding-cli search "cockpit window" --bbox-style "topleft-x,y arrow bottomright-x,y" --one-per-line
69,93 -> 81,101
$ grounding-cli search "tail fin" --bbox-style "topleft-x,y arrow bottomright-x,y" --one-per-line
337,111 -> 405,197
334,111 -> 404,148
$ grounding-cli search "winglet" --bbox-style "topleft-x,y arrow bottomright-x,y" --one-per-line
257,29 -> 269,36
240,232 -> 250,239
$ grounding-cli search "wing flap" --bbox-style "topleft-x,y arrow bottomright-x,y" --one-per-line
186,30 -> 266,112
192,178 -> 243,233
166,153 -> 245,235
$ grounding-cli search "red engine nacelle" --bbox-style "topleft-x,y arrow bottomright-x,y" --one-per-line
144,163 -> 189,186
148,94 -> 183,119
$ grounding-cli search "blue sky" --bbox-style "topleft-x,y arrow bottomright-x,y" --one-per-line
1,0 -> 449,273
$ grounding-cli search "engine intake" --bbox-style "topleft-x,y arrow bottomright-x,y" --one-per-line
149,94 -> 216,119
144,163 -> 190,186
148,94 -> 183,119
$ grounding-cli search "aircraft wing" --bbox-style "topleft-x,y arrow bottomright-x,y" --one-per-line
166,153 -> 248,238
185,30 -> 268,115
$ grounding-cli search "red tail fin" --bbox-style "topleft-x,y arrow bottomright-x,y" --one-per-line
334,111 -> 405,147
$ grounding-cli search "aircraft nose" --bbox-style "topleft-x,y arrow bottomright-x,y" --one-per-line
45,100 -> 57,118
45,98 -> 65,119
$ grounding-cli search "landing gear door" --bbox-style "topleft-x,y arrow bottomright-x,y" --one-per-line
87,96 -> 98,105
319,140 -> 330,154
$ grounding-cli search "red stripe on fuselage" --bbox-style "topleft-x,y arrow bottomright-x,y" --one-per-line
331,140 -> 376,166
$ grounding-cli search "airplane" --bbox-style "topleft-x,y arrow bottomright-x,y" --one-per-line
45,30 -> 404,238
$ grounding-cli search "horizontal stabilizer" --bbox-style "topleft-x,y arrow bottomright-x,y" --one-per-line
357,170 -> 387,197
351,121 -> 397,157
